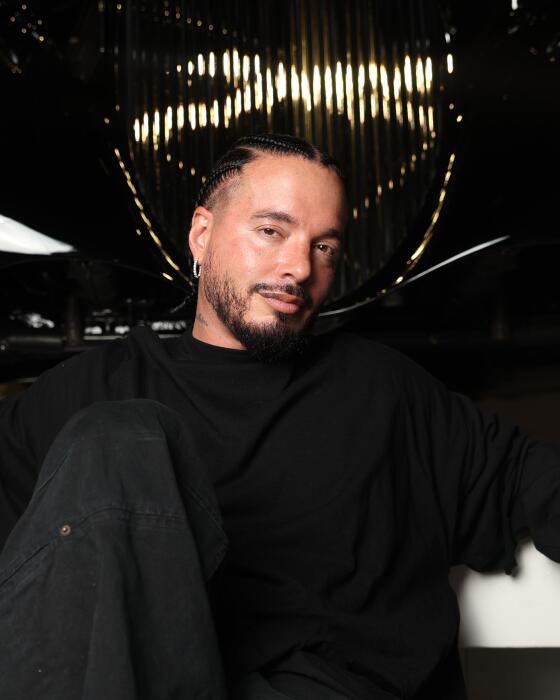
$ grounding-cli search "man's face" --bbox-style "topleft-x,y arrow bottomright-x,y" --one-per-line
189,154 -> 347,359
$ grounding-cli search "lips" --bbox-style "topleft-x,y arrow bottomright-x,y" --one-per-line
259,292 -> 305,314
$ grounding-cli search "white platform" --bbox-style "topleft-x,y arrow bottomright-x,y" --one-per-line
450,540 -> 560,648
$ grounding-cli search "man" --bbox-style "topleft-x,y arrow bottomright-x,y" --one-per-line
0,133 -> 559,700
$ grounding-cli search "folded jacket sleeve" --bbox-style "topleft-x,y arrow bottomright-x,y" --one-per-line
401,359 -> 560,573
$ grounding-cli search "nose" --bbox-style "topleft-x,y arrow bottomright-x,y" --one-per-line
277,237 -> 312,284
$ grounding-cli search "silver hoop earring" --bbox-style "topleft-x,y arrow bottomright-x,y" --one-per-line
193,258 -> 201,279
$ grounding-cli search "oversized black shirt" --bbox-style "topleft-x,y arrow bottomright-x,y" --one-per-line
1,327 -> 560,699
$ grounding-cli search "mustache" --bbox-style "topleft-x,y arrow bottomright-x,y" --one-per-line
252,282 -> 313,309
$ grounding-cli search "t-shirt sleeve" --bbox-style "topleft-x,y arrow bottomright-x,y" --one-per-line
0,341 -> 129,549
400,357 -> 560,573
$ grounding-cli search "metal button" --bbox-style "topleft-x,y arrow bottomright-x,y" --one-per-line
59,524 -> 71,537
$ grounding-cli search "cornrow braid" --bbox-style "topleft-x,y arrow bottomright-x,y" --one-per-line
194,133 -> 345,211
194,160 -> 247,209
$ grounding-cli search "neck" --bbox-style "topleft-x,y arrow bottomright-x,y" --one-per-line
191,305 -> 246,350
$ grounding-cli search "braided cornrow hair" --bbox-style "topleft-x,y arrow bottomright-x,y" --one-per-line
194,133 -> 345,211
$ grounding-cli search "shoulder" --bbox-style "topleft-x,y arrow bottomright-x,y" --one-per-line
315,330 -> 453,413
43,325 -> 173,377
322,330 -> 433,383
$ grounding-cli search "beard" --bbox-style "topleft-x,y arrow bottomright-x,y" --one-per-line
201,252 -> 313,363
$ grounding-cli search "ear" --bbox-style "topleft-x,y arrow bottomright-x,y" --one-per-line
188,206 -> 213,263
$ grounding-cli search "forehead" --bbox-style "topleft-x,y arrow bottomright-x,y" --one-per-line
223,154 -> 347,227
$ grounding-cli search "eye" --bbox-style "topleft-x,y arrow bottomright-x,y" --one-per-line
315,242 -> 338,256
260,227 -> 279,237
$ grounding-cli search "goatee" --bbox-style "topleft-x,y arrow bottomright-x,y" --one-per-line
202,255 -> 311,363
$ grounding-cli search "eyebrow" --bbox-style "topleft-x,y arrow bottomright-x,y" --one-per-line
250,209 -> 342,240
251,210 -> 298,225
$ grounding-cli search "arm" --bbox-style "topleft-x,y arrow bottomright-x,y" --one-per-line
400,359 -> 560,573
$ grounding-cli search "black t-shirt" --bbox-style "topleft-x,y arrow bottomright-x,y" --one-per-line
1,327 -> 560,699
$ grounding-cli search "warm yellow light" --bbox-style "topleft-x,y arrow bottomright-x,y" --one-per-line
369,61 -> 378,90
233,49 -> 240,83
188,103 -> 196,130
244,83 -> 251,111
197,54 -> 205,75
223,50 -> 231,82
276,62 -> 287,100
407,101 -> 414,128
380,64 -> 389,98
266,68 -> 274,112
325,65 -> 333,110
177,103 -> 184,129
255,71 -> 263,110
301,70 -> 312,111
243,54 -> 250,82
395,100 -> 402,124
416,57 -> 425,93
208,51 -> 216,77
153,109 -> 160,140
358,65 -> 365,124
393,66 -> 401,97
176,63 -> 182,73
225,95 -> 232,127
380,64 -> 389,120
198,103 -> 207,127
425,56 -> 433,89
148,229 -> 162,247
370,94 -> 377,119
447,53 -> 454,74
142,111 -> 149,143
254,54 -> 260,74
235,88 -> 242,117
357,64 -> 365,95
291,65 -> 300,100
164,105 -> 172,142
187,60 -> 194,75
211,99 -> 220,127
456,114 -> 463,123
133,117 -> 140,142
313,65 -> 321,107
428,105 -> 434,133
345,64 -> 354,121
335,61 -> 344,113
404,55 -> 413,92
